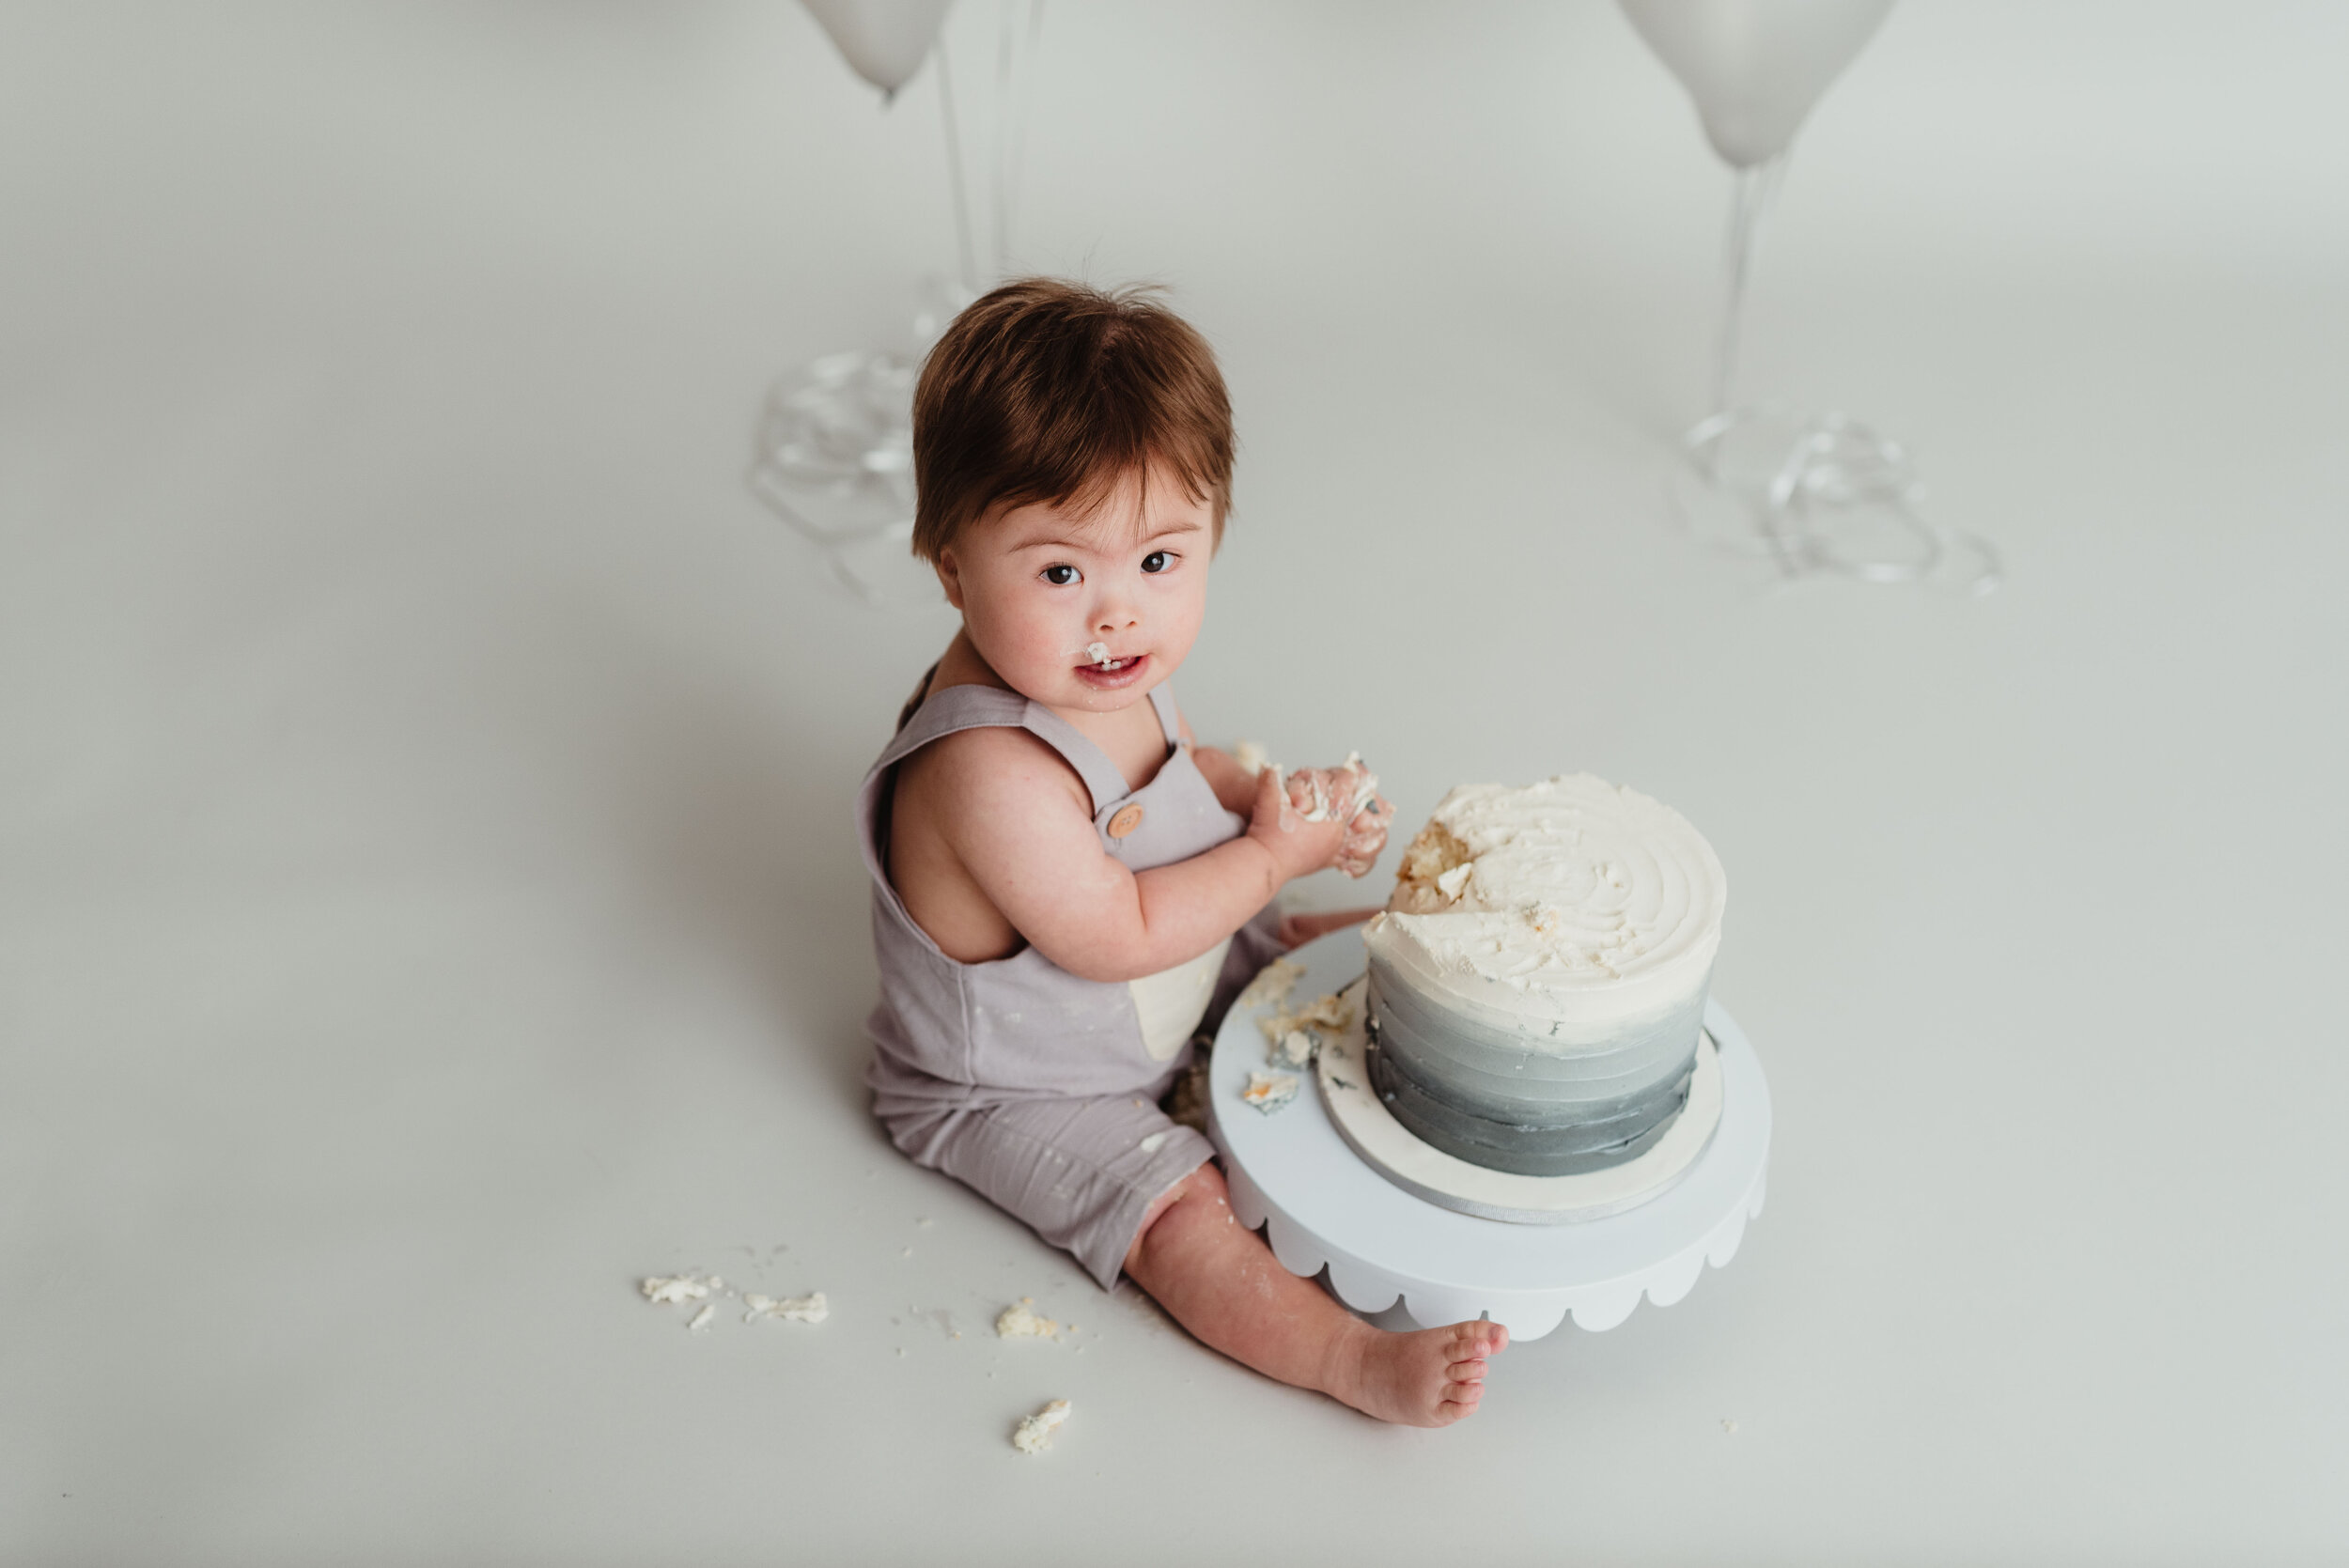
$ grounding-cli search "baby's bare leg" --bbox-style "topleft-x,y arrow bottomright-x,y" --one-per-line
1123,1164 -> 1507,1427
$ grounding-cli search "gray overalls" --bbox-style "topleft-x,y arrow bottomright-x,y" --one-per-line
859,673 -> 1283,1287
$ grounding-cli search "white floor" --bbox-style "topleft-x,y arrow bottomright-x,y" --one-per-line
6,3 -> 2345,1562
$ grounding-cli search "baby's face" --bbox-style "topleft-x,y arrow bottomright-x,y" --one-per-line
939,467 -> 1214,715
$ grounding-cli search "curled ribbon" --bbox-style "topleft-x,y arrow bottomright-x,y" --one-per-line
1678,159 -> 2001,596
1677,405 -> 2003,596
749,349 -> 942,608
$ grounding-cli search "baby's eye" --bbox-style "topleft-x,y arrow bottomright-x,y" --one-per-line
1042,564 -> 1081,586
1140,551 -> 1174,574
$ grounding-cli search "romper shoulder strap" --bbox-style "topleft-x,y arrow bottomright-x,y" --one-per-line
869,679 -> 1131,815
857,675 -> 1183,899
1004,705 -> 1132,815
1146,683 -> 1182,747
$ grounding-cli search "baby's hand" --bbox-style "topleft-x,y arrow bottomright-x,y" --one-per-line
1335,791 -> 1392,878
1248,768 -> 1349,883
1279,756 -> 1392,880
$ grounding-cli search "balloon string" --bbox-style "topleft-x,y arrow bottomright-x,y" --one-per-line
1013,3 -> 1044,263
1688,156 -> 1999,594
988,0 -> 1045,280
992,3 -> 1014,276
1711,155 -> 1785,421
935,40 -> 978,295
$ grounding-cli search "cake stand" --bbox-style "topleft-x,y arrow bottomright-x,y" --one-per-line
1206,926 -> 1771,1341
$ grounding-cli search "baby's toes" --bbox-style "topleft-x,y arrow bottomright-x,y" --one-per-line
1438,1382 -> 1485,1419
1448,1323 -> 1500,1358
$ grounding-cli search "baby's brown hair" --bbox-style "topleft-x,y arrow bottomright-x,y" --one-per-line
910,278 -> 1233,563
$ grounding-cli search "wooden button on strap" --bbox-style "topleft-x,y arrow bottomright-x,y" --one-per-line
1106,803 -> 1145,839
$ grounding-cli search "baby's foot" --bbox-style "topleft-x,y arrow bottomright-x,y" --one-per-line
1330,1319 -> 1509,1427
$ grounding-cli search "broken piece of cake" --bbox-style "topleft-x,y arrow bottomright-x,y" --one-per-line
995,1298 -> 1059,1339
1234,955 -> 1305,1011
1258,988 -> 1356,1045
1257,987 -> 1358,1069
639,1274 -> 717,1306
1011,1399 -> 1072,1455
1268,1028 -> 1316,1069
742,1291 -> 829,1325
1241,1070 -> 1299,1113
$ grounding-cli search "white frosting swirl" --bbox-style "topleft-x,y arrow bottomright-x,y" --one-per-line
1362,774 -> 1726,1041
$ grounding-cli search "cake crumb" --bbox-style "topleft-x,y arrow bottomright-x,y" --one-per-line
686,1303 -> 714,1332
640,1274 -> 716,1305
1138,1130 -> 1171,1154
996,1299 -> 1060,1339
1721,1419 -> 1738,1435
744,1291 -> 829,1325
1259,988 -> 1355,1048
1269,1029 -> 1316,1068
1084,641 -> 1112,667
1231,739 -> 1269,777
1242,1071 -> 1299,1113
1012,1399 -> 1072,1454
1236,955 -> 1304,1010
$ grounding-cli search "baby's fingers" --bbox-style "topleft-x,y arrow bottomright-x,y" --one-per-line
1254,766 -> 1301,831
1282,768 -> 1323,818
1334,794 -> 1393,877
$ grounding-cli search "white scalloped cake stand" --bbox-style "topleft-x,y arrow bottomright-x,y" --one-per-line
1206,925 -> 1771,1341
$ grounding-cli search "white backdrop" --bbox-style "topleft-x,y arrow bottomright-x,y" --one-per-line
4,3 -> 2345,1562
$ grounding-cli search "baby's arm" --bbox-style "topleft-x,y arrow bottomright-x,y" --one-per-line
929,727 -> 1348,984
1182,718 -> 1262,818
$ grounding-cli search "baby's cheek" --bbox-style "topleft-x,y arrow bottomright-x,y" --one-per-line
977,601 -> 1077,690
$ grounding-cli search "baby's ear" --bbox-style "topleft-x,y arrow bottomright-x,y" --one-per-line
934,547 -> 966,610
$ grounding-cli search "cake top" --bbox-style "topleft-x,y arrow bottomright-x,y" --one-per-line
1363,773 -> 1726,1033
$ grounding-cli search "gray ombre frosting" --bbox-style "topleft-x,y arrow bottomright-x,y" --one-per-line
1361,775 -> 1726,1178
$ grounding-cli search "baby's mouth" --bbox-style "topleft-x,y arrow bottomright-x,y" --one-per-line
1074,649 -> 1147,683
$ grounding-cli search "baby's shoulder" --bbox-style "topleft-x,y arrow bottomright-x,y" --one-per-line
894,719 -> 1092,823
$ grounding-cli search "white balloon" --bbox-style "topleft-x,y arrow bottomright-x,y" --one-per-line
802,0 -> 955,98
1619,0 -> 1893,168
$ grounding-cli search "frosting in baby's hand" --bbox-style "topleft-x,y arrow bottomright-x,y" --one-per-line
1285,753 -> 1378,824
1271,753 -> 1392,877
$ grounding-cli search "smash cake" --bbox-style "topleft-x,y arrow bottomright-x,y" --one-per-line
1359,774 -> 1727,1179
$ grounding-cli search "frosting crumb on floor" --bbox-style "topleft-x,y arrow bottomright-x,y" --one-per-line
1012,1399 -> 1071,1454
996,1298 -> 1059,1339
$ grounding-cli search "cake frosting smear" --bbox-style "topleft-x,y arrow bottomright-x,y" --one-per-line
1361,774 -> 1727,1176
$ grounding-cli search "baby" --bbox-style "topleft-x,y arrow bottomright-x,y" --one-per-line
856,279 -> 1505,1427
